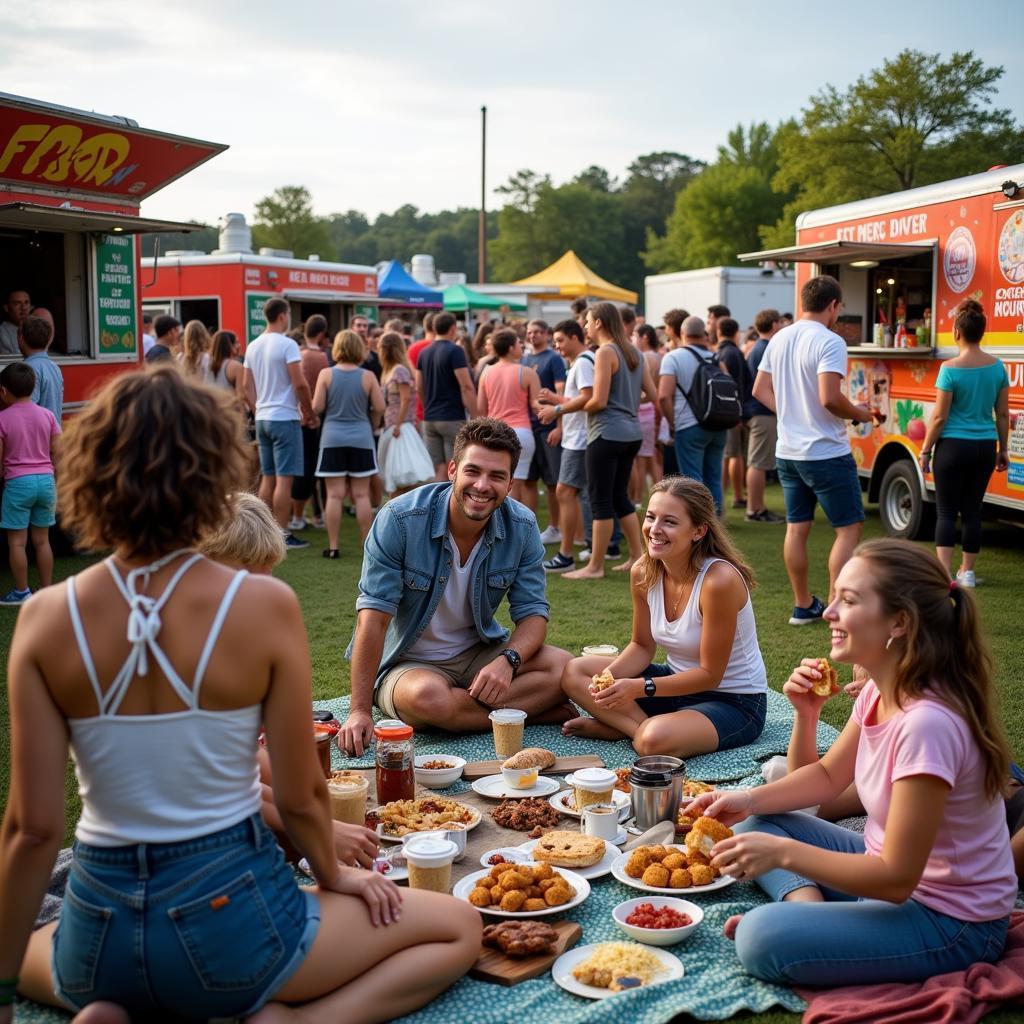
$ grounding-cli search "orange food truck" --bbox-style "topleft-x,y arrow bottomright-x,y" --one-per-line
741,164 -> 1024,538
0,92 -> 225,411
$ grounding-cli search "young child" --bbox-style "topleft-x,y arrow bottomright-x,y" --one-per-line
0,361 -> 60,605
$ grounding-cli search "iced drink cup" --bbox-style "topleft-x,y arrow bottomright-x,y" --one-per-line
489,708 -> 527,759
571,767 -> 617,812
404,836 -> 458,893
327,771 -> 369,825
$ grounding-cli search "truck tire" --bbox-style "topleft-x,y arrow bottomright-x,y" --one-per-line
878,460 -> 935,541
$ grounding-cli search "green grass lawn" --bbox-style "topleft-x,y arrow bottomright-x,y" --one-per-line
1,486 -> 1022,1023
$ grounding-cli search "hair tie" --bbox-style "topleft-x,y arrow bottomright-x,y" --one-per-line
949,579 -> 958,592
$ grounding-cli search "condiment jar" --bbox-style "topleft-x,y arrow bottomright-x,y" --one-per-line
374,719 -> 416,804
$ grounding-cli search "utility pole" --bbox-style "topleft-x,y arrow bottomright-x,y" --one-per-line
478,105 -> 487,283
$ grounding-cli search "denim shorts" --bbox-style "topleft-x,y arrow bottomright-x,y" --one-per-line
256,418 -> 304,478
776,453 -> 864,527
52,815 -> 320,1019
1,472 -> 56,530
635,663 -> 767,750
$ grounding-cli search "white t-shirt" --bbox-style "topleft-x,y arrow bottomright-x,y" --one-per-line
142,332 -> 157,355
244,331 -> 302,422
561,352 -> 595,452
659,344 -> 716,431
758,320 -> 850,460
406,533 -> 483,661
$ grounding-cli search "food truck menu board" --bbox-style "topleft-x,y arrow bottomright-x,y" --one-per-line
95,233 -> 137,356
247,293 -> 274,343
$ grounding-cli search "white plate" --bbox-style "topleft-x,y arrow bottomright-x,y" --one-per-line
549,788 -> 631,821
453,867 -> 591,917
470,774 -> 561,800
609,845 -> 737,896
478,846 -> 533,868
300,855 -> 408,883
517,838 -> 618,880
551,943 -> 683,999
375,802 -> 482,842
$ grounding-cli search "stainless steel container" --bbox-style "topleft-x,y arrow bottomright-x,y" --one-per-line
628,756 -> 686,831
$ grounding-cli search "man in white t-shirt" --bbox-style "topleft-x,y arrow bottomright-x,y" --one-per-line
243,297 -> 318,550
536,319 -> 594,573
752,275 -> 877,625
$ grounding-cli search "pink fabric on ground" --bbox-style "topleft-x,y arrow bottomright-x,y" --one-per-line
797,910 -> 1024,1024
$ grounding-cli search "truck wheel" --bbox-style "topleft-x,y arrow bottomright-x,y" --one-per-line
878,460 -> 934,541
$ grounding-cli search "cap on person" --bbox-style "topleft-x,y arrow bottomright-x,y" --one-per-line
682,315 -> 706,338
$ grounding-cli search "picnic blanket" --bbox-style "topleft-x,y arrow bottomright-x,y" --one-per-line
16,690 -> 833,1023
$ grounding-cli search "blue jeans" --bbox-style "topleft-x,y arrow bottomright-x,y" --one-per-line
674,424 -> 727,513
52,815 -> 320,1018
732,813 -> 1009,986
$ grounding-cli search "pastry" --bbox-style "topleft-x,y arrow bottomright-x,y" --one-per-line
502,747 -> 556,771
590,668 -> 615,692
813,657 -> 839,697
531,830 -> 605,868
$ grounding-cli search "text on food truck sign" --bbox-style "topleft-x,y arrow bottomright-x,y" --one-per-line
834,214 -> 929,243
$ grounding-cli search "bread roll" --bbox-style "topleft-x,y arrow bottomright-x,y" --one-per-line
502,747 -> 556,770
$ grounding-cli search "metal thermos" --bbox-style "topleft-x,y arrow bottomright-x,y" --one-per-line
629,756 -> 686,830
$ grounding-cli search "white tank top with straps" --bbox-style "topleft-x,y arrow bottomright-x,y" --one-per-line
66,551 -> 263,846
647,557 -> 767,695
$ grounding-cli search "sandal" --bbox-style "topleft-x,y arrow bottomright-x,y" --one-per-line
322,548 -> 340,559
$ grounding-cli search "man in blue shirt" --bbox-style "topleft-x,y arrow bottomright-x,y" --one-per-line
18,315 -> 63,421
744,309 -> 784,523
338,418 -> 572,755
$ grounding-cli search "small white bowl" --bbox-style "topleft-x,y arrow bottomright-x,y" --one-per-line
500,764 -> 540,790
612,896 -> 703,946
413,754 -> 466,788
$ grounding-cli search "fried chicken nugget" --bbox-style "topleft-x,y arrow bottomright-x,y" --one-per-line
544,882 -> 572,906
538,877 -> 558,891
687,849 -> 710,867
662,852 -> 686,871
490,864 -> 508,880
523,897 -> 547,912
642,863 -> 670,887
526,884 -> 543,899
500,889 -> 528,912
624,850 -> 651,878
532,863 -> 554,881
469,886 -> 493,907
500,871 -> 531,892
669,868 -> 692,889
490,885 -> 504,903
690,863 -> 715,886
646,845 -> 669,862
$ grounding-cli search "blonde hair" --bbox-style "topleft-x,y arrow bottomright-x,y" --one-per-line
332,329 -> 365,365
635,476 -> 756,594
198,492 -> 286,571
379,331 -> 412,384
182,320 -> 212,376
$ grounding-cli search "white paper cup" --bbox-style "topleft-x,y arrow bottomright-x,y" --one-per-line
570,767 -> 617,811
404,836 -> 458,893
582,802 -> 620,841
489,708 -> 527,759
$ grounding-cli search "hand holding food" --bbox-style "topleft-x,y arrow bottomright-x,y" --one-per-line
709,830 -> 789,882
685,788 -> 753,828
589,668 -> 615,692
783,657 -> 838,711
812,657 -> 839,697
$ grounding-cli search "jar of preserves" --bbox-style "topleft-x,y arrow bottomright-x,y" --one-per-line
374,719 -> 415,804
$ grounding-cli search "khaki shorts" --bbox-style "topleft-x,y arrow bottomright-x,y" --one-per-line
747,415 -> 777,471
422,419 -> 464,467
724,422 -> 750,460
375,639 -> 508,719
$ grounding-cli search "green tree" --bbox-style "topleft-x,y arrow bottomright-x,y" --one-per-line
762,50 -> 1024,246
252,185 -> 333,259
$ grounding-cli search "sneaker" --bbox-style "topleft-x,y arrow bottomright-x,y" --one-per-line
579,544 -> 623,562
789,596 -> 826,626
745,508 -> 784,523
284,533 -> 310,550
0,587 -> 32,606
956,569 -> 977,588
538,526 -> 562,545
309,517 -> 326,529
543,552 -> 575,573
287,516 -> 307,531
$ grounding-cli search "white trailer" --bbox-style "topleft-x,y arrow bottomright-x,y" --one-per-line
644,266 -> 794,328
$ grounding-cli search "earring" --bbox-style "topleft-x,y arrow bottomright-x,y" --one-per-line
885,636 -> 895,651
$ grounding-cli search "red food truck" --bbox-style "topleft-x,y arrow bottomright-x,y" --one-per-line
740,164 -> 1024,538
0,91 -> 225,411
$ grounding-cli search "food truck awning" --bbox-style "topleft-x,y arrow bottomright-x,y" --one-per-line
738,240 -> 935,265
0,202 -> 206,235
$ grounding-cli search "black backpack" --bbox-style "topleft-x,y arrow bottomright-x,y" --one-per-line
678,347 -> 742,430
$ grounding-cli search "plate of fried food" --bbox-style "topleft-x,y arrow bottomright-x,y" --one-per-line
611,817 -> 737,895
376,797 -> 481,840
454,862 -> 590,917
552,941 -> 683,999
517,830 -> 618,880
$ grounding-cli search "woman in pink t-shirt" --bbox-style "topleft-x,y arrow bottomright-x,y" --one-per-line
689,539 -> 1015,986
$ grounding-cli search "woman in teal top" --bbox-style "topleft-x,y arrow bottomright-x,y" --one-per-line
919,299 -> 1010,586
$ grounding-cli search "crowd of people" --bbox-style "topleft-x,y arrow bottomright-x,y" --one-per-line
0,279 -> 1015,1021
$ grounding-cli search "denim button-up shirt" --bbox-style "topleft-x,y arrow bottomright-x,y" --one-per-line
351,483 -> 549,688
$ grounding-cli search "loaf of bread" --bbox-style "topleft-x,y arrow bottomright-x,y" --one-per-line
502,747 -> 556,770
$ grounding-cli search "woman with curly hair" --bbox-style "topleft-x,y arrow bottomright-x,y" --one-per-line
178,319 -> 213,383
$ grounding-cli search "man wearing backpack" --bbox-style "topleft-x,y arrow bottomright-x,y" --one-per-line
715,317 -> 749,509
658,314 -> 740,514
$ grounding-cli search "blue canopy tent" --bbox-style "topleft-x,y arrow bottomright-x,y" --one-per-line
376,260 -> 444,306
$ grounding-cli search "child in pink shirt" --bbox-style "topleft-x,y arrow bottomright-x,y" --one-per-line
688,538 -> 1015,987
0,361 -> 60,604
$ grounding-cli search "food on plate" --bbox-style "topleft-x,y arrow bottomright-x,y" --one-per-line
689,863 -> 715,886
377,797 -> 478,837
589,668 -> 615,693
687,849 -> 710,867
641,863 -> 670,888
669,868 -> 692,889
526,824 -> 557,839
420,759 -> 456,770
614,767 -> 632,793
491,797 -> 563,832
571,941 -> 666,991
467,863 -> 577,911
625,903 -> 693,929
813,657 -> 840,697
661,852 -> 686,871
482,920 -> 559,957
684,816 -> 732,856
502,747 -> 556,770
682,779 -> 714,798
487,853 -> 509,866
675,812 -> 695,837
531,830 -> 605,868
623,843 -> 722,888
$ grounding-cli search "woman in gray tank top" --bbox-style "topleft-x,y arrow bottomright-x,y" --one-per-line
312,330 -> 384,556
564,302 -> 657,581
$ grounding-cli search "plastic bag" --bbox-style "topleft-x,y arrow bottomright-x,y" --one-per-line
378,424 -> 435,492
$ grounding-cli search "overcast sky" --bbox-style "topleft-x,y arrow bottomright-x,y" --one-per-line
4,0 -> 1022,231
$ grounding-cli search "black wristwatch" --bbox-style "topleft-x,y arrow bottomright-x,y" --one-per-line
501,648 -> 522,675
644,676 -> 657,697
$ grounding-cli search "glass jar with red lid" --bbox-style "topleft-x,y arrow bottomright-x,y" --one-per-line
374,719 -> 415,804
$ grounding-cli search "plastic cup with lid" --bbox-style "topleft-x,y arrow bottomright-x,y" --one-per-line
488,708 -> 527,759
403,835 -> 459,892
569,766 -> 617,812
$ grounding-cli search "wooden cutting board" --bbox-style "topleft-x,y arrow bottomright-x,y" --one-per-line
470,920 -> 583,986
462,755 -> 604,780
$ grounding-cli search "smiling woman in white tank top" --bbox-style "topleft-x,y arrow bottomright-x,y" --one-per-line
0,367 -> 479,1022
561,475 -> 768,757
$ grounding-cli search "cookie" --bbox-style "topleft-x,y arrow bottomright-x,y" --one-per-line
531,829 -> 605,867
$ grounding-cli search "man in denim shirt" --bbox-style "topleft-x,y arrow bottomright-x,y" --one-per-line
339,418 -> 573,755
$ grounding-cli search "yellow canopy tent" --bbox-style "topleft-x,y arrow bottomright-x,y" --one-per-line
512,250 -> 638,304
